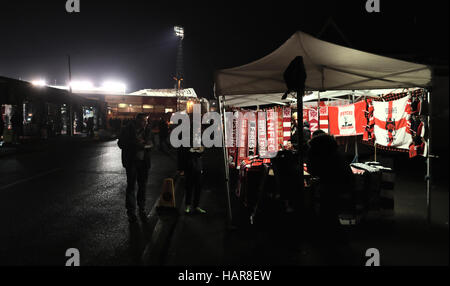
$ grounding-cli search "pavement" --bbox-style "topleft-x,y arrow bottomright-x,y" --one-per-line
0,134 -> 95,157
0,134 -> 177,266
163,149 -> 228,266
0,135 -> 448,266
151,148 -> 449,266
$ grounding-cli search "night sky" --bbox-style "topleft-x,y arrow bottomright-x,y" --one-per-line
0,0 -> 448,98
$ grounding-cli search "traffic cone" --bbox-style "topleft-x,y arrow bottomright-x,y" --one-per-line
158,178 -> 176,208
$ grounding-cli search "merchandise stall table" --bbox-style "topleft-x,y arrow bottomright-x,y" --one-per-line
235,154 -> 315,224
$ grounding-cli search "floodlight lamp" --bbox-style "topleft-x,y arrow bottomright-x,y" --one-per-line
174,26 -> 184,38
31,80 -> 47,87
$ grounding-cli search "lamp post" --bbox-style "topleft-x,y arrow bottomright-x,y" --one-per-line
174,26 -> 184,111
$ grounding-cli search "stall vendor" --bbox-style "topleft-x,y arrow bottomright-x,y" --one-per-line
306,134 -> 354,228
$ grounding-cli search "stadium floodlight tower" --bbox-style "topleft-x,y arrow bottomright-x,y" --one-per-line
174,26 -> 184,111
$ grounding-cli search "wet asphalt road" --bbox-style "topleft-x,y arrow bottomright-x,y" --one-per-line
0,139 -> 176,266
0,139 -> 448,266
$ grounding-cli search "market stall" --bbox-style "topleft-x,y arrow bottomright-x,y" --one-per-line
214,31 -> 432,225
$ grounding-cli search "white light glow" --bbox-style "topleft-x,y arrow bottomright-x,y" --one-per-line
51,79 -> 127,94
31,80 -> 47,87
101,81 -> 127,93
69,81 -> 94,91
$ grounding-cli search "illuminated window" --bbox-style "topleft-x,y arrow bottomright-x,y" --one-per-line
143,105 -> 154,109
165,108 -> 174,113
118,103 -> 127,108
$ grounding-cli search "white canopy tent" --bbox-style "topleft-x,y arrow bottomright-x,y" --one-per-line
215,31 -> 433,225
215,31 -> 431,97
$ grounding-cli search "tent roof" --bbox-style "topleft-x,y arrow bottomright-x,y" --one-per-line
215,31 -> 432,99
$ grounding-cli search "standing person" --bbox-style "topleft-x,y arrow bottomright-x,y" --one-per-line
300,121 -> 311,155
87,117 -> 94,137
272,148 -> 300,213
290,112 -> 299,150
177,116 -> 206,214
302,121 -> 311,145
83,118 -> 88,133
158,117 -> 169,152
147,116 -> 156,147
118,113 -> 154,223
178,145 -> 207,214
11,108 -> 22,144
0,113 -> 4,141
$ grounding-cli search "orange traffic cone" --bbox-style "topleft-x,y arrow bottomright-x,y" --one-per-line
158,178 -> 176,208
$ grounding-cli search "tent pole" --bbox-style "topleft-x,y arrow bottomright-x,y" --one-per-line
352,91 -> 359,162
297,90 -> 304,201
218,93 -> 233,226
317,91 -> 321,121
374,141 -> 377,162
426,89 -> 432,224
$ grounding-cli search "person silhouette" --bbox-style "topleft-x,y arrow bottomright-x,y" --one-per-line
118,113 -> 154,223
306,134 -> 354,236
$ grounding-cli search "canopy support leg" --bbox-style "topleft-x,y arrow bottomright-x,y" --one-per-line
297,90 -> 304,199
218,94 -> 233,227
426,89 -> 432,224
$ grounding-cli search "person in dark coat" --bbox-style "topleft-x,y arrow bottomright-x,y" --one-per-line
302,121 -> 311,145
0,114 -> 4,141
272,148 -> 300,213
10,108 -> 23,144
118,113 -> 154,223
177,116 -> 206,215
158,117 -> 169,152
312,129 -> 326,138
178,145 -> 206,214
87,117 -> 94,137
306,134 -> 355,262
306,134 -> 354,230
